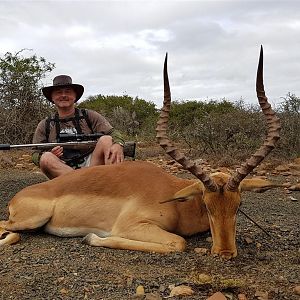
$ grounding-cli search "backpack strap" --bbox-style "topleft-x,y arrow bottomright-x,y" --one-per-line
45,113 -> 61,142
81,109 -> 94,133
45,116 -> 52,143
54,113 -> 61,140
72,108 -> 83,134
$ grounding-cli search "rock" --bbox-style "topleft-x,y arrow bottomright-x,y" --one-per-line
169,285 -> 194,297
288,196 -> 298,201
127,275 -> 134,286
145,292 -> 162,300
290,170 -> 300,176
159,285 -> 166,293
254,291 -> 268,300
275,165 -> 290,172
289,163 -> 300,171
207,292 -> 227,300
195,273 -> 212,284
288,183 -> 300,191
216,167 -> 230,174
224,292 -> 234,299
276,276 -> 286,283
294,285 -> 300,295
136,285 -> 145,295
238,294 -> 248,300
56,276 -> 65,283
60,288 -> 69,295
0,156 -> 14,166
245,237 -> 253,244
293,157 -> 300,164
256,170 -> 267,176
194,247 -> 209,255
282,171 -> 293,176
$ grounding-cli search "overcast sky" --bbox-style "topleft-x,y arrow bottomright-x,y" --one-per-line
1,0 -> 299,108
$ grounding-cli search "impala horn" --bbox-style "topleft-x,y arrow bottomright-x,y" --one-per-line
226,46 -> 281,191
156,53 -> 218,192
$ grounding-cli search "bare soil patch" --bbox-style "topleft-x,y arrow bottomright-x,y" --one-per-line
0,151 -> 299,300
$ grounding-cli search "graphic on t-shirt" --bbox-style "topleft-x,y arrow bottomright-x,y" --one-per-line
60,127 -> 77,135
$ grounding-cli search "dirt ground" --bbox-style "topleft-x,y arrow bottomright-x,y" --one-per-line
0,151 -> 299,300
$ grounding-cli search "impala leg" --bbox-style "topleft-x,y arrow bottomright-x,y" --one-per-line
82,224 -> 186,253
0,225 -> 20,246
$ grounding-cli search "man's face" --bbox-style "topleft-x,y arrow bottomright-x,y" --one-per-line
51,87 -> 76,109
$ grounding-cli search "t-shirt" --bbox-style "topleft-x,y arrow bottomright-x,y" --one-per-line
33,109 -> 114,143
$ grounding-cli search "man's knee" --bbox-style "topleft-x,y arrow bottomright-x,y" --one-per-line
39,152 -> 74,179
39,152 -> 60,170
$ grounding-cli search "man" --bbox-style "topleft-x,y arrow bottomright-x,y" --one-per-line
32,75 -> 125,179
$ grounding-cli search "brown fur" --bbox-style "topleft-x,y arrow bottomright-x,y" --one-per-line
0,161 -> 278,258
1,48 -> 282,259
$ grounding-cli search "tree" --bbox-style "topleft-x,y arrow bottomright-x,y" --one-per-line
0,49 -> 55,143
79,94 -> 158,138
276,93 -> 300,157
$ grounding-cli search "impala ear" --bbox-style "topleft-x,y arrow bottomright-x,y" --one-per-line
239,178 -> 281,193
171,182 -> 204,202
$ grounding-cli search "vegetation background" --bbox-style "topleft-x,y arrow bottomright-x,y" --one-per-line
0,50 -> 299,165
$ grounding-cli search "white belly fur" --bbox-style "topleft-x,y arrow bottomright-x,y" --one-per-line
44,224 -> 111,238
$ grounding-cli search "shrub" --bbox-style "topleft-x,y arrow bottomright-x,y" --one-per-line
0,49 -> 54,144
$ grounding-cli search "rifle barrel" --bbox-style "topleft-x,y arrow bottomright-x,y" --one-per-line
0,141 -> 136,158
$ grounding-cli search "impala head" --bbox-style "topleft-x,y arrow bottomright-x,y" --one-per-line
156,47 -> 281,259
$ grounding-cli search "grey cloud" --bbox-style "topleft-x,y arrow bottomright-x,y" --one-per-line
0,1 -> 300,108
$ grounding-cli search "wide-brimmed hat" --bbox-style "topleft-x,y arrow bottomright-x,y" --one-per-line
42,75 -> 84,103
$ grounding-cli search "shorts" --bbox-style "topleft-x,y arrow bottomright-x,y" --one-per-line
75,153 -> 92,168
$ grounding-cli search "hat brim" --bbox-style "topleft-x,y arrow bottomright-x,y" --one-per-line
42,84 -> 84,103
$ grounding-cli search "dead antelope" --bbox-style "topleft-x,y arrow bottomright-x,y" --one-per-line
0,47 -> 280,259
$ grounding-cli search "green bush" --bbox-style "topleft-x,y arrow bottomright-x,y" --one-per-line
79,94 -> 158,140
0,49 -> 54,143
275,93 -> 300,159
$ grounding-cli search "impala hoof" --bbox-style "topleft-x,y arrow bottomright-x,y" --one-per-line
211,249 -> 237,260
82,233 -> 97,245
0,228 -> 20,246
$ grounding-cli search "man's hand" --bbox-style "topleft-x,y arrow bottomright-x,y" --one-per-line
109,143 -> 124,164
89,135 -> 124,166
51,146 -> 64,158
98,136 -> 124,165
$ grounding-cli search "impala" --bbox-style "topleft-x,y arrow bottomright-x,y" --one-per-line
0,47 -> 280,259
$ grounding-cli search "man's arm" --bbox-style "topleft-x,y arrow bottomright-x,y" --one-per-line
32,119 -> 47,166
107,128 -> 125,147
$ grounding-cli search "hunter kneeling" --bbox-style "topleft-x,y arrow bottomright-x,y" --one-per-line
32,75 -> 125,179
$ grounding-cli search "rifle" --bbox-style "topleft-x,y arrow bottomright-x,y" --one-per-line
0,133 -> 136,158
